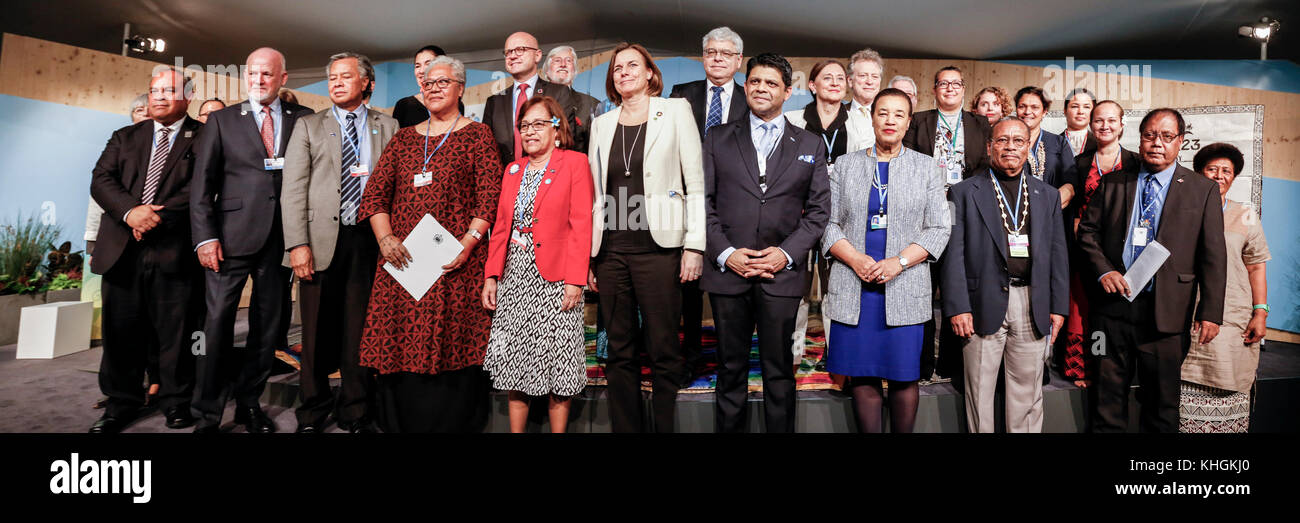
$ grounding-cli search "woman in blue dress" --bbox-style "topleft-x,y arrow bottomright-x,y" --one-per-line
822,88 -> 952,433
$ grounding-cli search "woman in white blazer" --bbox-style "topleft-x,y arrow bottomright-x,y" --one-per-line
588,42 -> 705,433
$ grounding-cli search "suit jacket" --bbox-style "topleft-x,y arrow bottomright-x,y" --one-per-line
902,109 -> 992,180
669,79 -> 748,139
1076,164 -> 1227,334
1069,147 -> 1141,223
701,116 -> 830,298
90,117 -> 204,275
821,147 -> 951,326
190,100 -> 311,256
280,106 -> 399,270
588,96 -> 705,254
942,170 -> 1069,337
482,78 -> 583,168
486,148 -> 594,285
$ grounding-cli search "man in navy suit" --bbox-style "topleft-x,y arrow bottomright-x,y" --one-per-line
943,117 -> 1069,433
701,53 -> 830,433
190,47 -> 311,433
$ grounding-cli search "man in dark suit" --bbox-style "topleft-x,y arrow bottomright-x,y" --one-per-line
190,47 -> 311,433
669,26 -> 748,367
542,44 -> 601,144
1077,108 -> 1226,433
88,69 -> 204,433
943,117 -> 1069,433
701,53 -> 830,433
482,31 -> 582,168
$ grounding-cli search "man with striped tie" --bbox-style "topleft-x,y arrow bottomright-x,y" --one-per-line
281,52 -> 397,433
88,68 -> 204,433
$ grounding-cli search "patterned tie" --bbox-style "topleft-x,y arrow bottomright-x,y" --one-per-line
512,83 -> 530,160
260,106 -> 276,158
705,85 -> 723,135
339,113 -> 361,225
141,127 -> 171,205
1134,173 -> 1161,261
759,122 -> 778,159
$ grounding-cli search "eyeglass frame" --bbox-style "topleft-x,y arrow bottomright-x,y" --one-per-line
420,77 -> 463,91
518,116 -> 561,133
1139,130 -> 1183,144
935,80 -> 965,90
504,46 -> 539,58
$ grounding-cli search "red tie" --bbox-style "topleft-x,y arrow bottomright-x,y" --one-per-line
512,83 -> 529,160
260,106 -> 275,158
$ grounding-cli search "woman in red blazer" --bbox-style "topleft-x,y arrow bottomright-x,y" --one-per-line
481,95 -> 594,433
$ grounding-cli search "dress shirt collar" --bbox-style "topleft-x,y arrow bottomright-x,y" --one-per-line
850,98 -> 872,117
249,96 -> 282,116
514,74 -> 539,93
1138,162 -> 1177,187
152,117 -> 184,137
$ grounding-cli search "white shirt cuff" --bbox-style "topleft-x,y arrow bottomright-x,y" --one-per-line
195,238 -> 218,251
717,246 -> 735,272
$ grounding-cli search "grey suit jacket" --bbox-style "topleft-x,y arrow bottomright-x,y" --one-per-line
280,106 -> 398,270
821,147 -> 951,326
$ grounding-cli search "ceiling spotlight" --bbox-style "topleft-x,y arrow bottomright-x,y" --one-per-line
1238,17 -> 1280,60
123,35 -> 166,54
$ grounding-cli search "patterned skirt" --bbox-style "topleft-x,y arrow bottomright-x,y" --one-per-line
1178,381 -> 1251,433
483,232 -> 586,397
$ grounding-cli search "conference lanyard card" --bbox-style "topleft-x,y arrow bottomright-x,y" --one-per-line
946,169 -> 963,185
870,214 -> 887,230
510,228 -> 531,248
413,171 -> 433,188
350,164 -> 369,177
263,157 -> 285,170
1133,226 -> 1149,247
1009,233 -> 1029,258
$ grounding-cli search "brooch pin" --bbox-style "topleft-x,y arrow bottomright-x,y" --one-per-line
509,164 -> 520,174
654,111 -> 663,120
433,233 -> 443,244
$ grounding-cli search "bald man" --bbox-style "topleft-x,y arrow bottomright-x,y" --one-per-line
483,31 -> 582,167
190,47 -> 311,433
89,68 -> 205,432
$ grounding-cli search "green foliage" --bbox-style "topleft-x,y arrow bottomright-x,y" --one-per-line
0,213 -> 80,295
46,273 -> 81,291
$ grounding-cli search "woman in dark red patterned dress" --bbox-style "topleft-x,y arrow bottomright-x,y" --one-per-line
1064,100 -> 1139,389
358,56 -> 503,432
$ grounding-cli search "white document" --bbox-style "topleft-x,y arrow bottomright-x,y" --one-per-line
1122,240 -> 1170,303
382,213 -> 465,302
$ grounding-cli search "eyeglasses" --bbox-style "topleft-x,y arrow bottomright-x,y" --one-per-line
704,49 -> 740,59
504,46 -> 538,57
1140,131 -> 1182,144
421,78 -> 462,90
993,136 -> 1029,148
518,118 -> 558,133
936,80 -> 965,90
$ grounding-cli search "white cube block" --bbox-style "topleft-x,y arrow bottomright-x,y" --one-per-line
16,301 -> 92,359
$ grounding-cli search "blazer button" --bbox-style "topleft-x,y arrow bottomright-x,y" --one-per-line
761,199 -> 766,204
332,217 -> 338,222
536,242 -> 542,248
1001,286 -> 1009,293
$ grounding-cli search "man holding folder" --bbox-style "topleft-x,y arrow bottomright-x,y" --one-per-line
1076,108 -> 1226,433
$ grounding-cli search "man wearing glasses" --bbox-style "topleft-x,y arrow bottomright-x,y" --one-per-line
483,31 -> 580,168
1077,108 -> 1227,433
542,44 -> 598,153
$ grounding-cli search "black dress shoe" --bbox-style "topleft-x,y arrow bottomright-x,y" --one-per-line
164,407 -> 196,429
89,414 -> 132,434
340,419 -> 379,434
234,407 -> 277,433
294,423 -> 321,433
193,424 -> 221,434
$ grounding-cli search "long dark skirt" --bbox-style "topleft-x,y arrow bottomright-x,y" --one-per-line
374,367 -> 490,433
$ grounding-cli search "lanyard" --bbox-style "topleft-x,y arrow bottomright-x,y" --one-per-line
1095,150 -> 1120,174
871,146 -> 888,213
515,157 -> 551,224
1139,174 -> 1167,220
822,129 -> 839,161
334,107 -> 362,166
937,111 -> 961,149
421,115 -> 461,172
990,171 -> 1027,233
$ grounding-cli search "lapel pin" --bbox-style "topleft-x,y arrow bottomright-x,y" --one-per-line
545,179 -> 552,184
1177,178 -> 1184,183
509,164 -> 520,174
183,130 -> 192,138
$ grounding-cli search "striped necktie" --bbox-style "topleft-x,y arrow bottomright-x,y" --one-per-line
141,127 -> 171,205
339,113 -> 362,225
705,85 -> 723,134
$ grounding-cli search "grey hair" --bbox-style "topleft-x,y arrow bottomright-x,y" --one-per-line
702,26 -> 743,55
849,48 -> 885,72
542,45 -> 577,83
129,93 -> 148,112
424,55 -> 466,84
889,75 -> 917,93
327,51 -> 376,97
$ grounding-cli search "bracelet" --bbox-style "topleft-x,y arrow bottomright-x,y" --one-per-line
466,229 -> 483,241
1253,304 -> 1269,314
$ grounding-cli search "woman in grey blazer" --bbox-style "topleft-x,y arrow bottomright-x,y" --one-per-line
822,89 -> 951,433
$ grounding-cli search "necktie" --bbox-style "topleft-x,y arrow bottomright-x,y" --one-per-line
260,106 -> 276,158
141,127 -> 171,205
339,113 -> 362,225
705,85 -> 723,135
512,83 -> 530,160
759,122 -> 778,159
1134,174 -> 1161,261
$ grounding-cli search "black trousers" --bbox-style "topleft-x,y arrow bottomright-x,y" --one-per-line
922,259 -> 965,382
680,279 -> 704,366
295,225 -> 377,427
192,233 -> 290,427
595,249 -> 686,433
99,244 -> 201,418
711,286 -> 801,433
1090,296 -> 1188,433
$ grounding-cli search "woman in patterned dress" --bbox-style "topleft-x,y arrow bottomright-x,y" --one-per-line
1180,143 -> 1270,433
358,56 -> 502,433
482,96 -> 594,433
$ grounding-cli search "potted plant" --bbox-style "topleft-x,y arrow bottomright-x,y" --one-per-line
0,214 -> 83,345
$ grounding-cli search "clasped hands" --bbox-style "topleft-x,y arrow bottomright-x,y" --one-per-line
848,253 -> 904,284
725,247 -> 788,279
125,204 -> 166,241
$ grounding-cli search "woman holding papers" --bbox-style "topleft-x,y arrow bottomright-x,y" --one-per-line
357,56 -> 503,433
482,96 -> 594,433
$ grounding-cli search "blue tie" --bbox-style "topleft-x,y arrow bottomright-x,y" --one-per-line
705,85 -> 723,135
758,122 -> 778,159
1134,174 -> 1160,260
339,113 -> 362,225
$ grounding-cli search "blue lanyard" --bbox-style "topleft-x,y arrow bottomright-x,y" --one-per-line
937,111 -> 961,149
334,107 -> 362,166
515,157 -> 551,225
1139,175 -> 1168,224
822,129 -> 839,161
421,115 -> 461,172
870,146 -> 888,213
990,171 -> 1026,232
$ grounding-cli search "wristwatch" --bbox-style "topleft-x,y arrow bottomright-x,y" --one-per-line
466,229 -> 482,240
1253,304 -> 1270,314
898,256 -> 910,269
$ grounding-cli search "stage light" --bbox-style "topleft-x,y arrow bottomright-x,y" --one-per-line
1238,17 -> 1281,60
123,35 -> 166,54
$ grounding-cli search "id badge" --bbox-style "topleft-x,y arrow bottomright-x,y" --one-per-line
263,157 -> 285,170
510,228 -> 531,247
1009,233 -> 1029,258
870,213 -> 887,230
413,171 -> 432,187
349,164 -> 369,177
946,168 -> 962,185
1132,226 -> 1149,247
